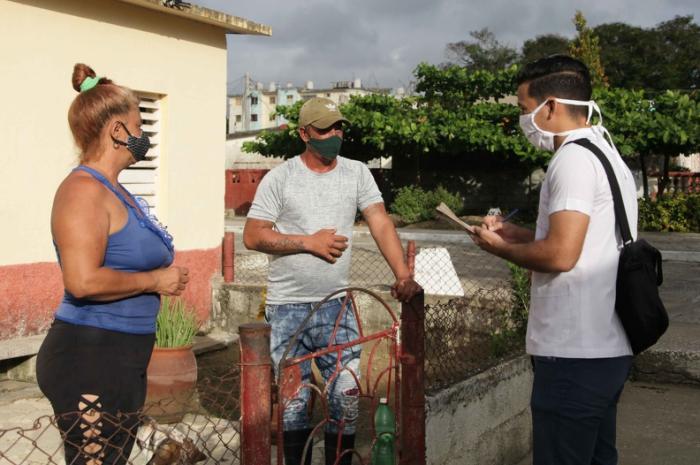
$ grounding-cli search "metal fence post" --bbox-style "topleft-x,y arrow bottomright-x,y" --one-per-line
239,323 -> 272,465
407,240 -> 416,277
400,240 -> 426,465
223,232 -> 235,282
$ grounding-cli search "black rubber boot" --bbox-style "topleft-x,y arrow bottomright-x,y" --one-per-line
283,428 -> 313,465
324,432 -> 355,465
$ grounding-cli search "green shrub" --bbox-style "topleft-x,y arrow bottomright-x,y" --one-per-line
491,263 -> 530,358
638,193 -> 700,232
156,297 -> 198,348
428,185 -> 463,216
390,186 -> 431,223
685,194 -> 700,232
390,185 -> 463,223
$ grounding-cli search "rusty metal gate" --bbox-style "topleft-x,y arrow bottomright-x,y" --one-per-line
239,287 -> 425,465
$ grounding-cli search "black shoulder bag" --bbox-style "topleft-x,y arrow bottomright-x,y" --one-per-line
570,138 -> 669,354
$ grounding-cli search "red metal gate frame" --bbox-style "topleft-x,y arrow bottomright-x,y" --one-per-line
240,241 -> 425,465
276,288 -> 401,465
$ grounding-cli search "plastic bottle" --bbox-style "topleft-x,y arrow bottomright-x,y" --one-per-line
374,397 -> 396,435
371,398 -> 396,465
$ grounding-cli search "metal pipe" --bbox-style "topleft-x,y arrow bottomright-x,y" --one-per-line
223,231 -> 235,282
407,240 -> 416,277
399,283 -> 425,464
239,322 -> 272,465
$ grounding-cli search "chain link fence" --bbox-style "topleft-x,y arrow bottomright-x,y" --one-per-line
412,242 -> 526,393
234,237 -> 527,394
234,238 -> 511,292
1,235 -> 526,463
0,363 -> 242,465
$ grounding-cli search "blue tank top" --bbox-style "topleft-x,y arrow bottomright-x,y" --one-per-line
54,166 -> 175,334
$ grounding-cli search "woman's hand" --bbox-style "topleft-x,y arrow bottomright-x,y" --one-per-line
152,266 -> 190,296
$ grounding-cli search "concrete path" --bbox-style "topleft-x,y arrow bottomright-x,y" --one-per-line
515,381 -> 700,465
509,231 -> 700,465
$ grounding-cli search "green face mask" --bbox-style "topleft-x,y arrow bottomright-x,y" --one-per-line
308,135 -> 343,160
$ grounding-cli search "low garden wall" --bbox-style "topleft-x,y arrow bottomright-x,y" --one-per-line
210,276 -> 533,465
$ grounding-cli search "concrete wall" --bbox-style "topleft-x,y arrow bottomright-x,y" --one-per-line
426,356 -> 533,465
225,134 -> 284,170
0,0 -> 228,336
210,277 -> 403,334
210,276 -> 502,337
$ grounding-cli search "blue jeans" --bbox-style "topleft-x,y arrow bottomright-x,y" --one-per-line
531,355 -> 633,465
266,297 -> 361,434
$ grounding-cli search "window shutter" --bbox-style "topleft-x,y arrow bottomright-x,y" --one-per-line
118,93 -> 161,215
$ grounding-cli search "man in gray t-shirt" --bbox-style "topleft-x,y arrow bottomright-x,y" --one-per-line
244,97 -> 420,465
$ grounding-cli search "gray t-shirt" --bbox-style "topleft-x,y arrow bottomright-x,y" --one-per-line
247,156 -> 383,305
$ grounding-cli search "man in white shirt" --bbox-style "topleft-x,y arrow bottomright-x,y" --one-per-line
472,56 -> 637,465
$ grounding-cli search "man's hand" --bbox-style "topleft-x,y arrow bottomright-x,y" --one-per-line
480,215 -> 535,244
470,225 -> 509,257
307,228 -> 349,263
391,276 -> 422,303
482,215 -> 516,242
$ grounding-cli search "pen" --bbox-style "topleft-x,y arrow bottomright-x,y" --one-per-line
501,209 -> 520,223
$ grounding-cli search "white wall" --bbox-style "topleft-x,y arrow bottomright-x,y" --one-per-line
226,135 -> 284,170
0,0 -> 227,265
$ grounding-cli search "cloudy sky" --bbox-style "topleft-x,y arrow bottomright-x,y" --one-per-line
196,0 -> 700,95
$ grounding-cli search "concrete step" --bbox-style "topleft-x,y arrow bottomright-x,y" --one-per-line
0,334 -> 45,361
0,380 -> 43,406
193,330 -> 238,355
633,322 -> 700,385
0,331 -> 238,383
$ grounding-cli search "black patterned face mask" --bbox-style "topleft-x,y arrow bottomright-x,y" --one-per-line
112,121 -> 151,162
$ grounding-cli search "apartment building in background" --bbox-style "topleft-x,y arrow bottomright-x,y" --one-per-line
228,78 -> 403,133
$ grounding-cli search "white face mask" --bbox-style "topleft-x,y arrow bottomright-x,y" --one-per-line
519,98 -> 603,152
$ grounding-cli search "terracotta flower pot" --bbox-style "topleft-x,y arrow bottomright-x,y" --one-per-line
145,345 -> 197,424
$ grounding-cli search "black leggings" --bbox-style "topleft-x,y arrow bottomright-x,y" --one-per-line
36,320 -> 154,465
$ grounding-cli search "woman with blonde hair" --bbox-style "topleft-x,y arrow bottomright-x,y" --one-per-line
36,63 -> 189,465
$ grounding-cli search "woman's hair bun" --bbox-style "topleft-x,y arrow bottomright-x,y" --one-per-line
72,63 -> 102,92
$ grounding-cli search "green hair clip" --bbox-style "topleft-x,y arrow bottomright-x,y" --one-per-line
79,76 -> 101,93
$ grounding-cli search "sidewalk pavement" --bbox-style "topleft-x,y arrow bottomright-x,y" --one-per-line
505,230 -> 700,465
3,379 -> 698,465
515,380 -> 700,465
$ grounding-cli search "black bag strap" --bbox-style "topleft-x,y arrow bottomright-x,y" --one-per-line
568,138 -> 634,245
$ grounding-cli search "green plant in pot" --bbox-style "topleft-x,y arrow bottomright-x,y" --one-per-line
145,296 -> 200,423
155,296 -> 198,348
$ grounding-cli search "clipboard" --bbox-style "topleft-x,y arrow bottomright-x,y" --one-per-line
435,202 -> 476,234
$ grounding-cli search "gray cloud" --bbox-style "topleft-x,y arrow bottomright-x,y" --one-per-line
196,0 -> 700,93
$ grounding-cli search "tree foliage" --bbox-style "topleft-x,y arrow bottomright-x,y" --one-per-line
653,16 -> 700,90
593,22 -> 656,90
414,62 -> 518,106
596,88 -> 700,197
521,34 -> 570,65
445,28 -> 519,72
569,11 -> 609,89
595,16 -> 700,90
244,64 -> 545,177
244,12 -> 700,202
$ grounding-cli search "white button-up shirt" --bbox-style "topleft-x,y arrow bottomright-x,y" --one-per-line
526,127 -> 636,358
